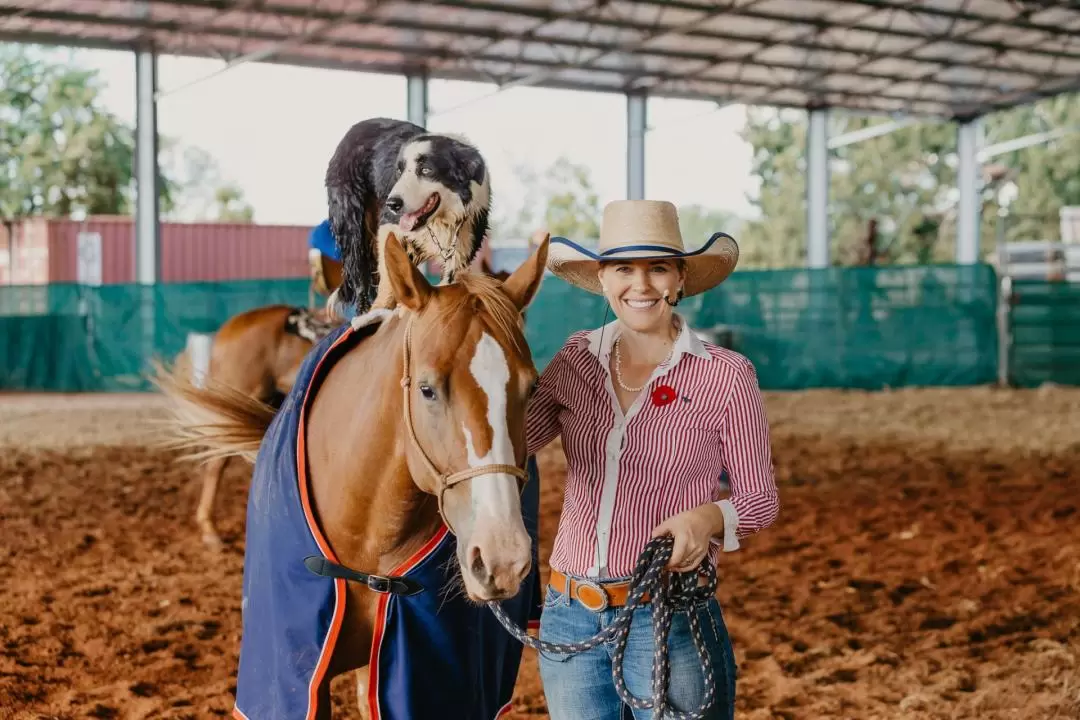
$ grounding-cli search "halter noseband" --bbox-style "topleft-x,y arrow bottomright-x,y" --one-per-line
399,314 -> 529,535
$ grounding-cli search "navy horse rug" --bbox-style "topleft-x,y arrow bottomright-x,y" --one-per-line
232,318 -> 542,720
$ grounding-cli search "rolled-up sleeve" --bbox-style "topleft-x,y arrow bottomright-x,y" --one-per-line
716,357 -> 779,545
525,350 -> 568,456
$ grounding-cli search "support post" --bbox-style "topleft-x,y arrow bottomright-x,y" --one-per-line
135,48 -> 160,285
135,47 -> 160,383
407,72 -> 428,128
806,107 -> 830,268
627,93 -> 647,200
956,117 -> 983,264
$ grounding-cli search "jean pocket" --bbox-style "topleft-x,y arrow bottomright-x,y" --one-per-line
542,584 -> 567,609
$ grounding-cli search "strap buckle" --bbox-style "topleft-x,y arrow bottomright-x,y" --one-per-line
366,575 -> 394,594
303,555 -> 425,596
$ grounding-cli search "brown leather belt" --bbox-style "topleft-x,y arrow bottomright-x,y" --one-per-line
549,569 -> 650,612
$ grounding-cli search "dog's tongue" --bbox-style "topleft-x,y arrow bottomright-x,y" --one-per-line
398,193 -> 438,232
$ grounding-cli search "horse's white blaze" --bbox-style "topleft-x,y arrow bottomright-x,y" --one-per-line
463,332 -> 518,521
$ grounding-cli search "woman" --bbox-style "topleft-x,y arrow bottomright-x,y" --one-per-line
526,199 -> 780,720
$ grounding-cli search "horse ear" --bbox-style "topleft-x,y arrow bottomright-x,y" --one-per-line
502,231 -> 549,311
383,231 -> 431,311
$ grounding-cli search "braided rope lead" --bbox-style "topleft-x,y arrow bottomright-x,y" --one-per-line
487,535 -> 721,719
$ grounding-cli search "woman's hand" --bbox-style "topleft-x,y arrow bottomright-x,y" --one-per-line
650,503 -> 725,572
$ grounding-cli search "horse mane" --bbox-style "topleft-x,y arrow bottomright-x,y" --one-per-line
437,270 -> 524,354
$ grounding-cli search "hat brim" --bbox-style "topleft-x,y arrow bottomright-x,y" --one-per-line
546,232 -> 739,296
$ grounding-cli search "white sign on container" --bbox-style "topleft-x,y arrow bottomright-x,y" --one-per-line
76,231 -> 103,286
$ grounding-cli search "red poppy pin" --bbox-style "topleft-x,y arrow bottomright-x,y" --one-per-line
651,384 -> 677,407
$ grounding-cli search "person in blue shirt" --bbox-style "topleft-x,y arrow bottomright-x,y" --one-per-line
308,219 -> 341,263
308,219 -> 353,318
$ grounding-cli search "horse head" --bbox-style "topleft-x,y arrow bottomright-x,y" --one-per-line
379,230 -> 548,601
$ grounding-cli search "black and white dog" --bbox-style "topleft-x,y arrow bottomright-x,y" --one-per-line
324,117 -> 491,316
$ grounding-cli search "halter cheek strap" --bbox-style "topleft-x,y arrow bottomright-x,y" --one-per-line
399,316 -> 529,535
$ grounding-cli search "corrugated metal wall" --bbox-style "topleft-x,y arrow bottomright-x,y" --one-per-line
2,216 -> 311,284
47,217 -> 135,284
1,218 -> 52,285
160,222 -> 309,281
2,217 -> 532,285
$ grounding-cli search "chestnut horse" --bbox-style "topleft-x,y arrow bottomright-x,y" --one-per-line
182,302 -> 337,549
156,232 -> 549,718
187,259 -> 508,550
183,254 -> 516,550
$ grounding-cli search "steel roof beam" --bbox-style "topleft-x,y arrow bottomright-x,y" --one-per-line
146,0 -> 1080,82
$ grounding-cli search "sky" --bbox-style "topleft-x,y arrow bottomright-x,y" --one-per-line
73,48 -> 759,235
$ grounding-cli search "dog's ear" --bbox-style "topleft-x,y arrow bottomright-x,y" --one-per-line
502,231 -> 549,311
456,144 -> 486,186
383,232 -> 432,311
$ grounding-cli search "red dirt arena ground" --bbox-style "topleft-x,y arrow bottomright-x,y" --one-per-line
1,387 -> 1078,719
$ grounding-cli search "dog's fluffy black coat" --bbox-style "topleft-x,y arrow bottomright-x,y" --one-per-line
325,117 -> 491,314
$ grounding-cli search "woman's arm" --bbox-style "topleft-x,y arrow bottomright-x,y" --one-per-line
525,349 -> 570,456
651,356 -> 779,571
714,357 -> 780,551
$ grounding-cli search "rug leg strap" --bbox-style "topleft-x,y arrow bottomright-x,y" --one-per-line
304,556 -> 425,596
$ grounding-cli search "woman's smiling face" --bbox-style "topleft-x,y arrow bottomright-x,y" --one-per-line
597,258 -> 685,333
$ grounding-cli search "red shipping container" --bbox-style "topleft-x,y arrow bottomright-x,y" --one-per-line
0,217 -> 52,285
2,216 -> 312,284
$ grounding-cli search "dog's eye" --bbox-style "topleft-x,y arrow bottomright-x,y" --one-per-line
419,384 -> 437,401
419,165 -> 433,176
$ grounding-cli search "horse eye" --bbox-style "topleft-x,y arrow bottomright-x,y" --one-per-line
419,384 -> 437,401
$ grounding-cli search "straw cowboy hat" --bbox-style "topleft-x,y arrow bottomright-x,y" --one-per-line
547,199 -> 739,297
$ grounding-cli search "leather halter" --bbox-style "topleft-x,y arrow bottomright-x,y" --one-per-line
398,314 -> 529,535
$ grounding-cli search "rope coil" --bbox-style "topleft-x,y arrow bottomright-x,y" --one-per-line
487,535 -> 724,719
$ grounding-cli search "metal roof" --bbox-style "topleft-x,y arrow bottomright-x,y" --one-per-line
4,0 -> 1080,119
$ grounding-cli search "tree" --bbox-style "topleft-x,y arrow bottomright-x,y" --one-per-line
737,93 -> 1080,267
1,44 -> 254,224
159,143 -> 255,222
495,156 -> 601,244
736,107 -> 812,268
212,183 -> 255,222
677,204 -> 742,250
0,44 -> 175,219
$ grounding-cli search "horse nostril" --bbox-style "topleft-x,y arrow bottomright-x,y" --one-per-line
468,545 -> 487,579
512,557 -> 531,582
386,196 -> 403,212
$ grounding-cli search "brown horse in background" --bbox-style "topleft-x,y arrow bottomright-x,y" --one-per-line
180,303 -> 337,549
156,232 -> 549,717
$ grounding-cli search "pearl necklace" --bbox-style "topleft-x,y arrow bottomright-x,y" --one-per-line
613,336 -> 674,393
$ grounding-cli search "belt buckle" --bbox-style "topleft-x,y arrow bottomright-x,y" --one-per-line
574,578 -> 609,613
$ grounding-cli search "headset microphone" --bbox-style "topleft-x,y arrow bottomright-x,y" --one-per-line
662,290 -> 679,307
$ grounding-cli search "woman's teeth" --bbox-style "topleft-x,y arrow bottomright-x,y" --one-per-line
625,298 -> 658,309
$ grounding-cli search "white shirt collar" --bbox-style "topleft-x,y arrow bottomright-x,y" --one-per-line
582,312 -> 712,368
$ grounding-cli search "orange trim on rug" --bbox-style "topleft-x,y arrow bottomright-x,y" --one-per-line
295,326 -> 357,720
366,524 -> 451,720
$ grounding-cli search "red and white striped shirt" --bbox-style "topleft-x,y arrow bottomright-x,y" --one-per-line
526,315 -> 780,579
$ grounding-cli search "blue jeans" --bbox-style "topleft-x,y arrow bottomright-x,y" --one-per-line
537,583 -> 737,720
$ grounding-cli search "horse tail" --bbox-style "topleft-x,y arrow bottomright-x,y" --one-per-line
150,359 -> 276,465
